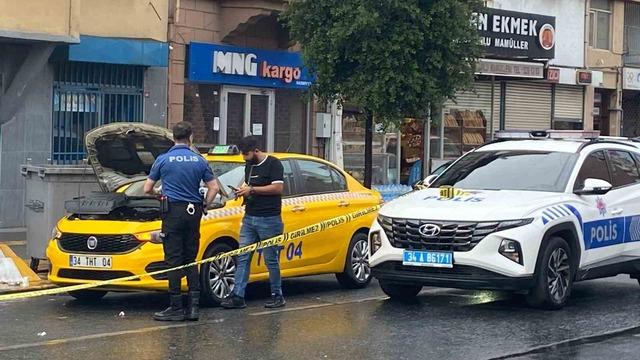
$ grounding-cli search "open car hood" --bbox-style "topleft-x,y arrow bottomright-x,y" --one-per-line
85,123 -> 174,192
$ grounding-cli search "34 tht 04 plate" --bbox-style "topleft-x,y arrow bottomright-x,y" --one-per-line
69,255 -> 112,269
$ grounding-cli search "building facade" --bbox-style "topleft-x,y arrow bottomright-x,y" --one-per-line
425,0 -> 590,171
0,0 -> 169,233
168,0 -> 314,155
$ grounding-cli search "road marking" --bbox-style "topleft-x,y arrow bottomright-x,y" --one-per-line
488,324 -> 640,359
0,321 -> 209,352
249,295 -> 389,316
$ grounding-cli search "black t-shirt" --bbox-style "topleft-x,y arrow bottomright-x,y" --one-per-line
244,155 -> 284,217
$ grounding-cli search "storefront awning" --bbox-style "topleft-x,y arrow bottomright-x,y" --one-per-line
56,35 -> 168,67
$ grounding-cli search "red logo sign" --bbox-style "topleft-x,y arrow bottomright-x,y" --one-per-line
547,68 -> 560,83
577,71 -> 593,85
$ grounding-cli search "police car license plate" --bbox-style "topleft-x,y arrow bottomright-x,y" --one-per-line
403,250 -> 453,268
69,255 -> 112,269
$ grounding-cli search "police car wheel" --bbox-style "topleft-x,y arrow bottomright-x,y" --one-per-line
379,280 -> 422,300
68,290 -> 108,302
336,233 -> 372,289
526,236 -> 573,310
200,242 -> 236,307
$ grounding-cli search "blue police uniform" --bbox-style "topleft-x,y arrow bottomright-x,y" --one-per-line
149,145 -> 215,202
148,144 -> 214,298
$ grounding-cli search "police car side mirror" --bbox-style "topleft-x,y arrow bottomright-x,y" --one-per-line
575,178 -> 613,196
424,175 -> 437,186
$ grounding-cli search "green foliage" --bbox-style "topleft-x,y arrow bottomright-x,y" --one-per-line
283,0 -> 483,122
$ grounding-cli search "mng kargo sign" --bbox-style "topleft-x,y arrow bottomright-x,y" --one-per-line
474,8 -> 556,60
188,42 -> 313,89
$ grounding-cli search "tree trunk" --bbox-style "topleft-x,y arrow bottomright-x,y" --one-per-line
364,110 -> 373,189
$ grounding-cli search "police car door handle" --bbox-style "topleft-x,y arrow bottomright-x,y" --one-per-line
292,205 -> 306,213
611,208 -> 624,216
338,201 -> 350,207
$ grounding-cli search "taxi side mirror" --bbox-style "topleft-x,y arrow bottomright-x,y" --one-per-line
574,178 -> 613,196
206,193 -> 226,210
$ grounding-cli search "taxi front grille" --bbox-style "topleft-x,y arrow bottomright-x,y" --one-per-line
58,234 -> 141,254
57,269 -> 138,281
379,217 -> 500,252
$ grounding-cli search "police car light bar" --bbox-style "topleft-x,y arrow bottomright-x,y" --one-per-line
208,145 -> 240,155
495,130 -> 601,140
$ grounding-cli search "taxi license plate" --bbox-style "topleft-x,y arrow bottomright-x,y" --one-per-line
69,255 -> 112,269
403,250 -> 453,268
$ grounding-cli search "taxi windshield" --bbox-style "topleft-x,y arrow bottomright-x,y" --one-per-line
431,150 -> 578,193
124,161 -> 245,196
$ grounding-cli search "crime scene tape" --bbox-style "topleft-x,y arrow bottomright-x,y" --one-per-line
0,205 -> 381,301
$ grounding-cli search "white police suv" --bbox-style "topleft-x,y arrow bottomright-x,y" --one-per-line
369,130 -> 640,309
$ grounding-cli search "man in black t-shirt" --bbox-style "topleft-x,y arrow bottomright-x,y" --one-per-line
221,136 -> 286,309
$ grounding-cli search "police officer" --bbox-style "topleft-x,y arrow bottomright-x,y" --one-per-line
221,135 -> 286,309
144,121 -> 218,322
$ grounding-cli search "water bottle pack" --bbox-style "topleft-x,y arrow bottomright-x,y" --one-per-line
373,184 -> 413,202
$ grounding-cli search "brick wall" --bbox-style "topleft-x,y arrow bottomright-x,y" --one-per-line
168,0 -> 221,128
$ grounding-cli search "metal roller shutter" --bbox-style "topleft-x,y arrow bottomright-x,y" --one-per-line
505,81 -> 552,130
554,85 -> 583,123
443,81 -> 501,134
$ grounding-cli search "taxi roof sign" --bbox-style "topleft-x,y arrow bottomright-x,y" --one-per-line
208,145 -> 240,155
495,130 -> 601,140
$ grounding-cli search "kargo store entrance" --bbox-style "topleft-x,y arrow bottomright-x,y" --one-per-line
220,85 -> 275,151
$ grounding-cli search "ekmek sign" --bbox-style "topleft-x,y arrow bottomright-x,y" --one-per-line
473,8 -> 556,60
188,42 -> 313,89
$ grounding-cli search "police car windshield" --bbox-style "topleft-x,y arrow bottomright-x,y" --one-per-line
431,150 -> 578,193
124,161 -> 245,196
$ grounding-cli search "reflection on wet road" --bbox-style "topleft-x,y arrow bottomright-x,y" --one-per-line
2,275 -> 640,359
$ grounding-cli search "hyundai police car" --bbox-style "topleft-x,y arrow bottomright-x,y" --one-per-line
369,130 -> 640,309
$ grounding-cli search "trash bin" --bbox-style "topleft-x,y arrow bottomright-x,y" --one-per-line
21,165 -> 100,269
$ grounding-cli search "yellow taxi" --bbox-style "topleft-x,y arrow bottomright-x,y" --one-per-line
46,123 -> 381,305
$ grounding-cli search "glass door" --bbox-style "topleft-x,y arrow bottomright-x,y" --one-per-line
220,86 -> 275,151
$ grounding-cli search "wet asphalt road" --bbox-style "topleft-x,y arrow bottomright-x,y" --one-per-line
2,274 -> 640,360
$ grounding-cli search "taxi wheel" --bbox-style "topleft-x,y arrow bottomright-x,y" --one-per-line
200,242 -> 236,307
379,280 -> 422,300
68,290 -> 107,302
336,233 -> 372,289
526,236 -> 573,310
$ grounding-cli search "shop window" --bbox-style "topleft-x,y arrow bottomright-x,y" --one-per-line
590,0 -> 612,50
341,110 -> 400,185
607,150 -> 640,187
442,109 -> 487,158
52,62 -> 144,164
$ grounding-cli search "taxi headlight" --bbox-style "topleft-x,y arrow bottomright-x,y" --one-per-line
135,231 -> 163,244
370,231 -> 382,255
51,226 -> 62,240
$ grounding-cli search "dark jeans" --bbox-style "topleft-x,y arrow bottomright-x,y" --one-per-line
233,215 -> 284,298
161,202 -> 202,295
